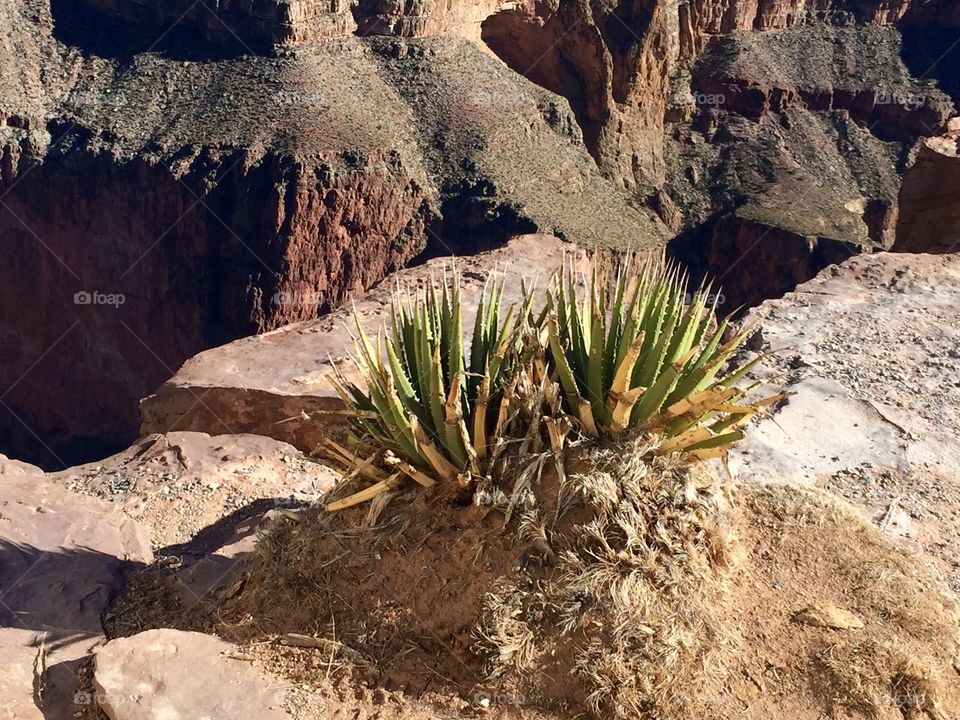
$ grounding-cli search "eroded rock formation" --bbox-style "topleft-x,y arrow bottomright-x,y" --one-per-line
1,0 -> 663,467
893,118 -> 960,253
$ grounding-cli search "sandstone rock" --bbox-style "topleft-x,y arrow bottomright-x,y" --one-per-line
730,252 -> 960,589
732,252 -> 960,484
0,454 -> 44,476
356,0 -> 506,40
76,0 -> 358,50
76,0 -> 515,50
140,234 -> 584,452
93,629 -> 291,720
893,119 -> 960,254
0,468 -> 153,719
49,431 -> 339,550
793,604 -> 865,630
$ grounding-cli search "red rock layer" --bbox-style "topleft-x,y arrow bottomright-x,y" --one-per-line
0,144 -> 429,466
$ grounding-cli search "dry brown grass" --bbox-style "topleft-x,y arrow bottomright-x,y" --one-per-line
814,639 -> 949,719
475,441 -> 737,718
107,439 -> 960,720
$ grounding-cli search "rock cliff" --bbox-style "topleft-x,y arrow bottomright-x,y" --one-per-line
0,0 -> 663,467
893,117 -> 960,253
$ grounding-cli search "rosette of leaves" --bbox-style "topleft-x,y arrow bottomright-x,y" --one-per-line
544,255 -> 787,458
323,271 -> 532,510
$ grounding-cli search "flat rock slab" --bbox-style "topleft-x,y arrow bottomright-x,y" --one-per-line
0,459 -> 153,720
140,234 -> 586,453
50,431 -> 338,552
94,630 -> 291,720
732,252 -> 960,590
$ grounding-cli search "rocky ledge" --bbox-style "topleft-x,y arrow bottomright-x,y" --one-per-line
731,251 -> 960,590
142,243 -> 960,597
0,431 -> 336,719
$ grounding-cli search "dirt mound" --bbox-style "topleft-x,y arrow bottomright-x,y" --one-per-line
107,442 -> 960,719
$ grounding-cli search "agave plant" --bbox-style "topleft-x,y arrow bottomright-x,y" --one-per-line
544,255 -> 786,459
323,270 -> 531,510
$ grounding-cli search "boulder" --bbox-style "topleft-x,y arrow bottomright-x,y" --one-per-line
893,118 -> 960,254
93,629 -> 291,720
793,604 -> 865,631
0,459 -> 153,720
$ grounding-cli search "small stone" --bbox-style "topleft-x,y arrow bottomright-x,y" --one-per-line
793,604 -> 864,630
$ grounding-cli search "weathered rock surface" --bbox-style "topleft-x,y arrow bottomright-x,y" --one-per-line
49,431 -> 338,550
93,629 -> 291,720
0,456 -> 153,720
76,0 -> 357,50
140,234 -> 584,452
731,252 -> 960,590
76,0 -> 512,50
893,118 -> 960,254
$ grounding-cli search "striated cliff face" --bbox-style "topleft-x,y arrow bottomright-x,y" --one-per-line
480,0 -> 959,194
75,0 -> 514,48
354,0 -> 506,39
481,0 -> 679,190
73,0 -> 358,49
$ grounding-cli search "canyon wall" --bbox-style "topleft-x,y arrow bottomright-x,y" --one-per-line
73,0 -> 357,49
893,119 -> 960,253
1,0 -> 663,467
0,136 -> 432,466
74,0 -> 514,48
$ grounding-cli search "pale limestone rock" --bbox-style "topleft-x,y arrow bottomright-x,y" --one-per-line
94,630 -> 291,720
